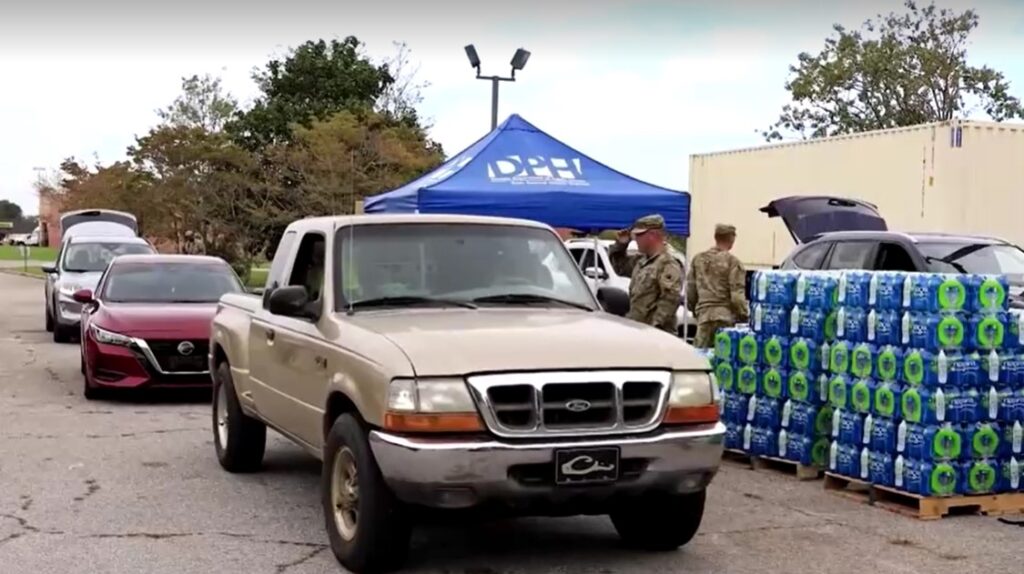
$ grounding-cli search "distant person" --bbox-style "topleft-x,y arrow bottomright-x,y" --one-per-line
687,223 -> 749,348
608,214 -> 684,334
182,230 -> 205,255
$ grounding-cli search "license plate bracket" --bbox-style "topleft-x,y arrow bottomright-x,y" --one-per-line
554,447 -> 620,485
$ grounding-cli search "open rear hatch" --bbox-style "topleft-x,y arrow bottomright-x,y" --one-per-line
760,196 -> 887,244
61,210 -> 138,236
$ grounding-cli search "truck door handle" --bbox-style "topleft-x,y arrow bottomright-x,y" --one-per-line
265,328 -> 275,343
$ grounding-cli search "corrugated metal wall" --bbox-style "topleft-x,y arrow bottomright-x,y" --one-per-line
687,120 -> 1024,268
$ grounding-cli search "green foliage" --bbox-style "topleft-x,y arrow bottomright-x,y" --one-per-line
0,199 -> 23,221
45,36 -> 443,272
764,1 -> 1024,141
157,74 -> 238,132
228,37 -> 394,151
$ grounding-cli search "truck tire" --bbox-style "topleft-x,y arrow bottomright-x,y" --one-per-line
610,489 -> 706,551
322,414 -> 411,573
212,362 -> 266,472
45,305 -> 54,332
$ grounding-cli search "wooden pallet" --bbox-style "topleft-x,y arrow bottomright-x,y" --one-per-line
823,472 -> 1024,520
723,449 -> 823,481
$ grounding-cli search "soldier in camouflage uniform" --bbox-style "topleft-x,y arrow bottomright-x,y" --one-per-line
608,214 -> 684,334
182,230 -> 205,255
686,223 -> 749,348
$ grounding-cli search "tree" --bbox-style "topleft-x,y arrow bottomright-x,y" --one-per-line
55,159 -> 157,234
228,37 -> 394,150
377,42 -> 430,128
763,1 -> 1024,141
0,200 -> 23,222
157,74 -> 238,133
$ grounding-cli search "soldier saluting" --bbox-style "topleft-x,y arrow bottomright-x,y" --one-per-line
608,214 -> 684,335
686,223 -> 749,348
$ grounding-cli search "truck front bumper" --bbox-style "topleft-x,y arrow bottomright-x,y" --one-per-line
368,422 -> 725,511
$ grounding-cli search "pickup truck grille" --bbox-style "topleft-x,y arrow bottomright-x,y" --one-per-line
468,371 -> 671,438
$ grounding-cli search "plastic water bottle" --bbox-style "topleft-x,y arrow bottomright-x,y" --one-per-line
958,460 -> 1000,495
837,271 -> 872,308
902,422 -> 963,461
903,273 -> 968,313
965,274 -> 1010,313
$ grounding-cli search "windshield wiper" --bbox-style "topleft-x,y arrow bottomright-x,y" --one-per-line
348,296 -> 478,310
472,293 -> 594,311
923,255 -> 968,274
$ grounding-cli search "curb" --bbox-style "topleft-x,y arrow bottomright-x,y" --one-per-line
0,269 -> 43,280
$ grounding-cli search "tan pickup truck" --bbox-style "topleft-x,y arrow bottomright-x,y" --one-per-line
209,214 -> 724,572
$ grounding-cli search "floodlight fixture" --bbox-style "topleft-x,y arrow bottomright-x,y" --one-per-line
510,48 -> 531,72
464,44 -> 481,71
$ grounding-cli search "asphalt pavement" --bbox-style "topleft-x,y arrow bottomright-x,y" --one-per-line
0,270 -> 1020,574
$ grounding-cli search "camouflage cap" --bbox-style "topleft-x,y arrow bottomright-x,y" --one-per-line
714,223 -> 737,237
631,214 -> 665,234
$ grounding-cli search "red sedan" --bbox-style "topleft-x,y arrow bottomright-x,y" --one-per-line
73,254 -> 245,399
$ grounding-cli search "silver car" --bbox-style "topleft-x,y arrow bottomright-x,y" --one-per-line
43,235 -> 155,342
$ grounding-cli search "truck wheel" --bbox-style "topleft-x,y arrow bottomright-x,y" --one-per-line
610,489 -> 706,551
212,362 -> 266,472
322,414 -> 411,573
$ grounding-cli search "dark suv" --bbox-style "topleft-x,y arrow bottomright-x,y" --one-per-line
755,196 -> 1024,308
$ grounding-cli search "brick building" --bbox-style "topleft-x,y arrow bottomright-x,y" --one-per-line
38,190 -> 62,247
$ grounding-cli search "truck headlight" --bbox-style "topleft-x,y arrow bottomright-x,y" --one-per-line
59,283 -> 82,297
664,371 -> 719,425
90,324 -> 134,347
385,378 -> 483,433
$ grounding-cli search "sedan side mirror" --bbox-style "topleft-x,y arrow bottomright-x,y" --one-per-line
41,263 -> 57,274
267,285 -> 317,319
72,289 -> 94,304
596,286 -> 630,317
583,266 -> 608,280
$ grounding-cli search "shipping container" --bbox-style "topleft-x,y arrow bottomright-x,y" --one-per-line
688,120 -> 1024,268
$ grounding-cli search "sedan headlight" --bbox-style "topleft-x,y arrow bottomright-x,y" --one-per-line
384,378 -> 483,433
664,371 -> 719,425
90,324 -> 133,347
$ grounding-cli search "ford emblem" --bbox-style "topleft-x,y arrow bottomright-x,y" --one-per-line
177,341 -> 195,356
565,399 -> 591,413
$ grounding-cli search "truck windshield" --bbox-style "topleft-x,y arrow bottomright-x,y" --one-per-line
102,262 -> 244,303
919,242 -> 1024,278
335,224 -> 597,311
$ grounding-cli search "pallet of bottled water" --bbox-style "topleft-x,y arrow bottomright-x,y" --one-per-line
714,269 -> 1024,502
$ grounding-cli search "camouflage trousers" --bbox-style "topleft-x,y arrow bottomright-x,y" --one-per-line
694,320 -> 733,349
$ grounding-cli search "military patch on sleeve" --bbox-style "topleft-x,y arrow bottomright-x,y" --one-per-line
660,262 -> 683,290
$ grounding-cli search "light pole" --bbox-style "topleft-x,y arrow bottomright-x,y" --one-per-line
464,44 -> 531,130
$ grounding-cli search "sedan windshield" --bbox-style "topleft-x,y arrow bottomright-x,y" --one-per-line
335,224 -> 596,311
919,242 -> 1024,277
62,242 -> 154,272
102,262 -> 243,303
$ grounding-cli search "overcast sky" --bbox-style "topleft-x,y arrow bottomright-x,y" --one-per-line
1,0 -> 1022,215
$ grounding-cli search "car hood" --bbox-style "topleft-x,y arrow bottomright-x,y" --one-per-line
344,309 -> 708,376
96,303 -> 217,337
761,195 -> 887,244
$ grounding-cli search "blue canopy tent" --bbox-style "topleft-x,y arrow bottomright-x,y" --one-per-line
363,114 -> 691,236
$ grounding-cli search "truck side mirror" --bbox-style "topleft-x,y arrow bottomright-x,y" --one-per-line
41,263 -> 57,274
596,286 -> 629,317
268,285 -> 317,319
